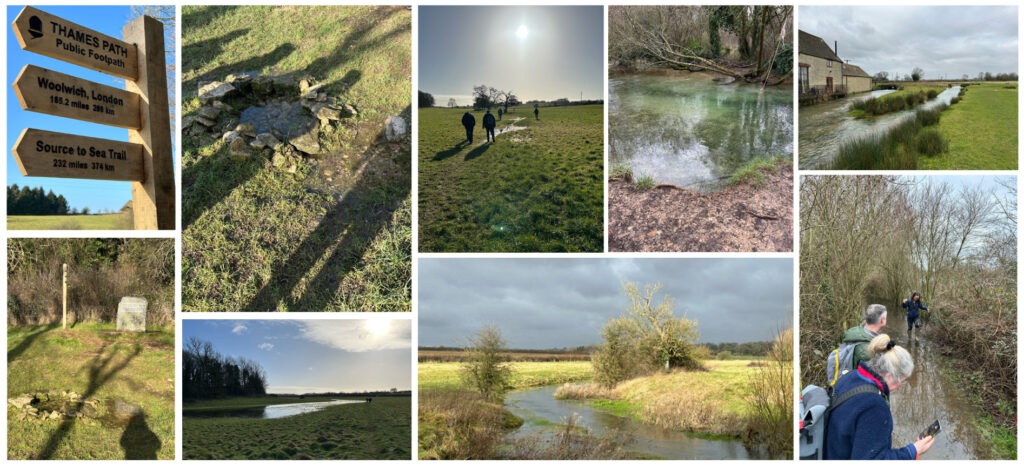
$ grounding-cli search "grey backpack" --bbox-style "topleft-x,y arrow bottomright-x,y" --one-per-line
825,341 -> 866,388
799,383 -> 883,459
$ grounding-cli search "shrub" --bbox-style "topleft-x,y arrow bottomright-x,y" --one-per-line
950,97 -> 961,105
459,324 -> 513,402
609,164 -> 631,180
745,329 -> 794,459
926,89 -> 938,99
917,129 -> 948,156
716,351 -> 733,360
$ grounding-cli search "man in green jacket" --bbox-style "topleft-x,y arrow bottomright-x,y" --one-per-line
841,304 -> 887,366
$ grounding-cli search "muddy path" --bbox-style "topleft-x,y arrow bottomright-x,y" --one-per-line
609,164 -> 793,252
505,385 -> 752,459
880,317 -> 985,459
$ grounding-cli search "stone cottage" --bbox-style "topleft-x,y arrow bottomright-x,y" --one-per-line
842,64 -> 872,94
798,30 -> 844,97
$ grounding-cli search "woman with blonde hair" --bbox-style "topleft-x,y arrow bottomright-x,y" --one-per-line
825,334 -> 935,459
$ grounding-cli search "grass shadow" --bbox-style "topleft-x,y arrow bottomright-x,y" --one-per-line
305,7 -> 409,93
36,342 -> 142,459
464,143 -> 491,161
7,325 -> 58,363
243,107 -> 411,312
180,28 -> 249,77
432,141 -> 469,161
181,5 -> 242,35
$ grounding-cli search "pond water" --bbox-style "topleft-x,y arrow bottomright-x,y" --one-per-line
505,385 -> 753,460
609,70 -> 793,192
877,313 -> 982,459
182,399 -> 364,419
799,87 -> 961,169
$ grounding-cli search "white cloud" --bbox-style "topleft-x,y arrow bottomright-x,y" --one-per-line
231,323 -> 248,335
298,320 -> 411,352
258,342 -> 274,351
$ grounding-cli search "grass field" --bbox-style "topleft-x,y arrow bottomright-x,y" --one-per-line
181,5 -> 411,312
183,396 -> 411,459
926,83 -> 1018,169
7,214 -> 131,230
7,324 -> 175,460
418,105 -> 604,252
418,361 -> 593,391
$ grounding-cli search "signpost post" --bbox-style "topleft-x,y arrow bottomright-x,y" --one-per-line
62,263 -> 67,330
10,6 -> 174,230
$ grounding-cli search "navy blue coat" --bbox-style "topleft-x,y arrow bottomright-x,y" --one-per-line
825,363 -> 918,460
902,298 -> 928,320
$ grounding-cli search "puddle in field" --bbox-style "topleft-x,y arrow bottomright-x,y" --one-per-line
182,399 -> 364,419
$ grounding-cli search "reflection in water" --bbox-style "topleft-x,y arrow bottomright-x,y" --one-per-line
879,314 -> 980,459
799,87 -> 961,169
182,399 -> 364,419
506,385 -> 752,460
609,70 -> 793,192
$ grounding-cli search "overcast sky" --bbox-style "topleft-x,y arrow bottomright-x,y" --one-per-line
800,6 -> 1018,80
419,258 -> 793,348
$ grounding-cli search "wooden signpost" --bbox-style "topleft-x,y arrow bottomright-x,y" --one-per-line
62,263 -> 68,330
12,128 -> 144,182
13,65 -> 141,129
10,6 -> 174,230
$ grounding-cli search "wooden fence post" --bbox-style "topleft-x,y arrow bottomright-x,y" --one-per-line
124,16 -> 174,230
62,263 -> 67,330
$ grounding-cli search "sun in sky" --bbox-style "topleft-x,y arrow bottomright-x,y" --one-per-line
365,319 -> 391,336
516,24 -> 529,39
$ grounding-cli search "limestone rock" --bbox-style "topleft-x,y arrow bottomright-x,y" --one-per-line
316,105 -> 345,122
385,116 -> 407,142
198,81 -> 236,103
250,133 -> 281,150
288,121 -> 321,155
212,100 -> 233,111
226,73 -> 252,84
235,123 -> 257,137
195,116 -> 217,127
251,76 -> 274,95
221,130 -> 240,142
8,395 -> 32,407
197,106 -> 221,120
229,137 -> 252,159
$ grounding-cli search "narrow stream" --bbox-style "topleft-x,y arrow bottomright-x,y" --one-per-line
182,399 -> 365,419
799,87 -> 961,169
505,385 -> 752,459
877,309 -> 983,459
609,70 -> 793,192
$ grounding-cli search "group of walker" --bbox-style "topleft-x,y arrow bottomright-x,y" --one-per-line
460,104 -> 540,144
801,293 -> 938,460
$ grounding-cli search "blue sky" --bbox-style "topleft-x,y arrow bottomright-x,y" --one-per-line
183,320 -> 411,394
6,5 -> 175,213
419,6 -> 604,106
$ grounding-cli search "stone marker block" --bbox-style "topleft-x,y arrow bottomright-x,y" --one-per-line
116,297 -> 148,332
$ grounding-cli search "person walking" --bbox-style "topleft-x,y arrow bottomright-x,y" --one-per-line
461,111 -> 476,143
841,304 -> 888,369
534,103 -> 540,120
483,108 -> 497,143
498,108 -> 503,120
825,334 -> 935,460
901,292 -> 928,343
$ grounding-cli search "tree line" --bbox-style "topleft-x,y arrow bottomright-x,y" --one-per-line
873,70 -> 1019,83
7,185 -> 70,216
183,337 -> 268,401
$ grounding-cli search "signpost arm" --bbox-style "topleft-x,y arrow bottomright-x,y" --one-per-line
124,16 -> 174,230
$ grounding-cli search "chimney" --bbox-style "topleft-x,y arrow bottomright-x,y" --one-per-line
835,41 -> 838,58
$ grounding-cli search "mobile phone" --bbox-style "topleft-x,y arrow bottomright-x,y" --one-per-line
919,420 -> 941,439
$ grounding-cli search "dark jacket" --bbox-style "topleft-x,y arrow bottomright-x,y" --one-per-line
461,112 -> 476,128
483,112 -> 496,128
825,363 -> 917,460
902,294 -> 928,319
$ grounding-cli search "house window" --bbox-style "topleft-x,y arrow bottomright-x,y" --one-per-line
827,59 -> 832,67
800,66 -> 809,93
826,77 -> 834,93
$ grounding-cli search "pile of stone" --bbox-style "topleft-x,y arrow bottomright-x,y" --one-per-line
184,72 -> 406,173
8,391 -> 102,425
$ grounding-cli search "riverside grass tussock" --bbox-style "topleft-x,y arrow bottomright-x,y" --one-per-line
836,103 -> 950,170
